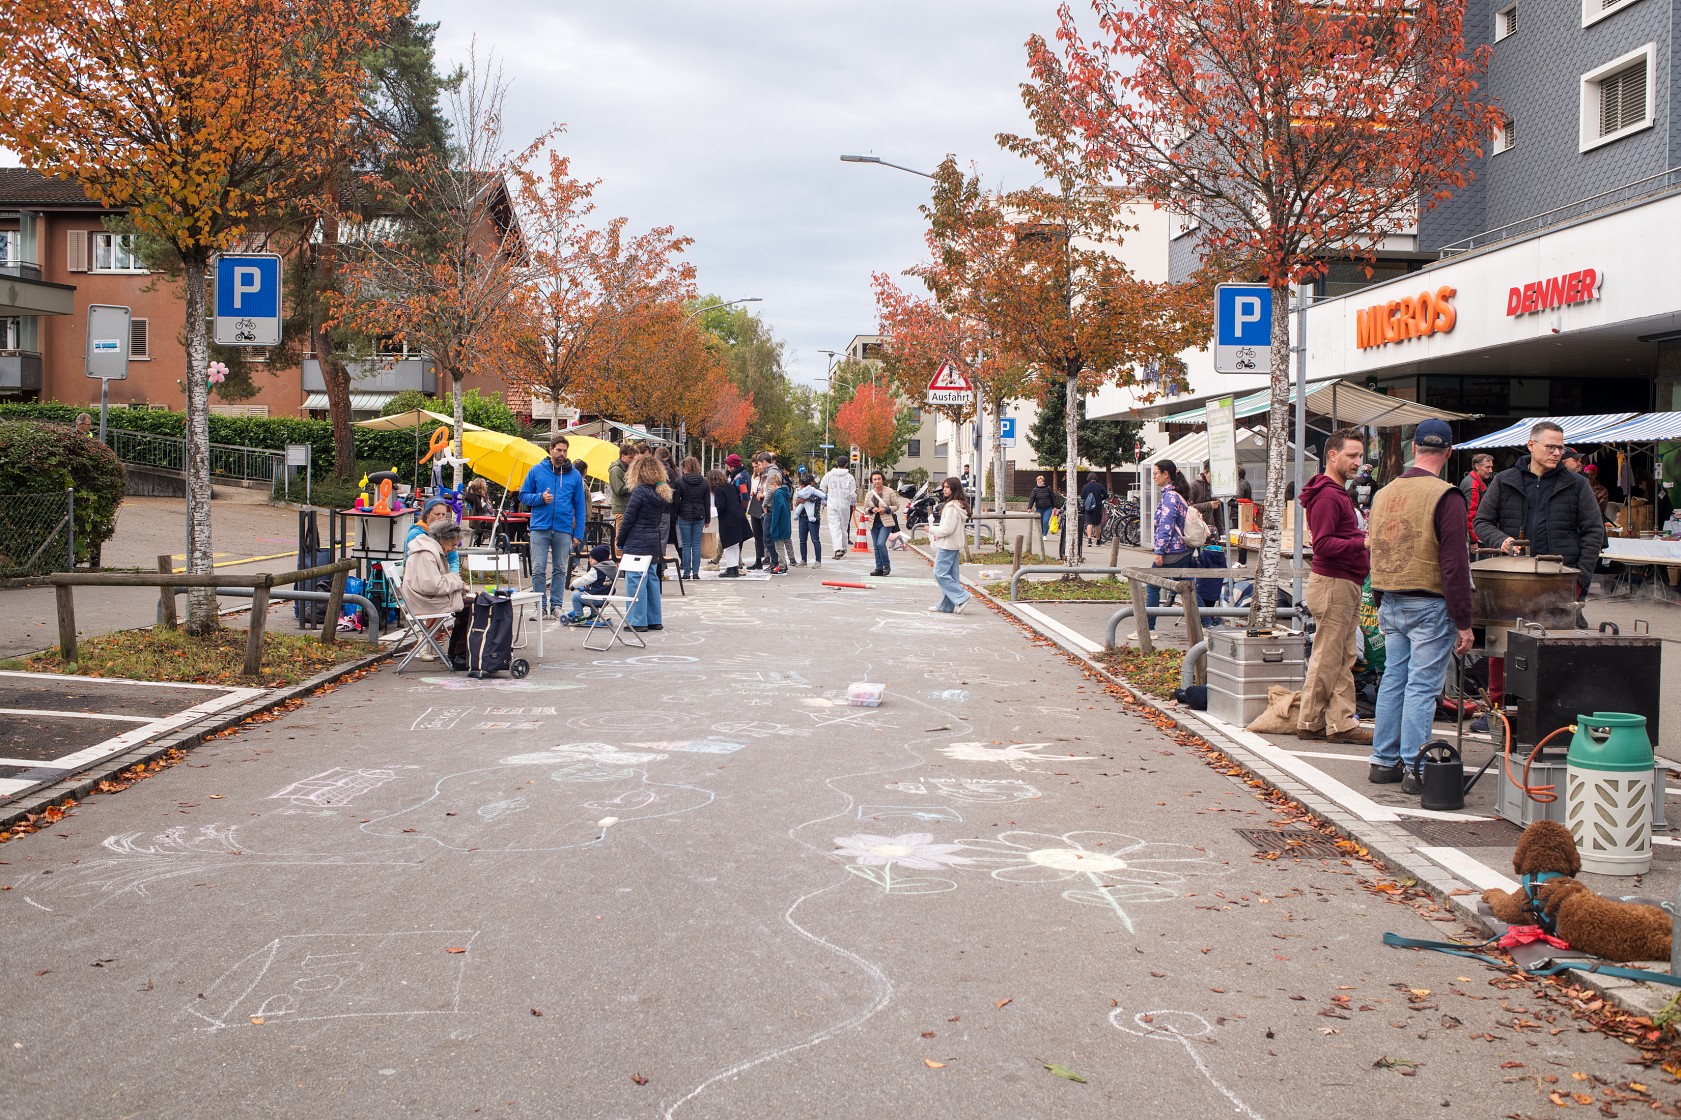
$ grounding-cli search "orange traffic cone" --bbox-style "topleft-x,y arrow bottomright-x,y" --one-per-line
852,507 -> 870,553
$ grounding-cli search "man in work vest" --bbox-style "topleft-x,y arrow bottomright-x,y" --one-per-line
1366,419 -> 1474,794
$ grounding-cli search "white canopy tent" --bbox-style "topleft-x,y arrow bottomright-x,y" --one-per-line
1456,413 -> 1640,450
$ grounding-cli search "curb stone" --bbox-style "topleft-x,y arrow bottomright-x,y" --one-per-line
0,645 -> 391,834
953,570 -> 1679,1023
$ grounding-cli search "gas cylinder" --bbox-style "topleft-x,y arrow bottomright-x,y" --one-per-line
1566,712 -> 1654,875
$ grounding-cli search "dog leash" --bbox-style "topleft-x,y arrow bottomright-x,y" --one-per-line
1383,931 -> 1681,987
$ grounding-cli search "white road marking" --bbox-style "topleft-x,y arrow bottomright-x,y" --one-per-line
1013,604 -> 1103,654
1416,846 -> 1518,892
0,708 -> 154,723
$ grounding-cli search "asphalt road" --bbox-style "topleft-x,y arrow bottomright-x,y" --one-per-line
0,554 -> 1665,1119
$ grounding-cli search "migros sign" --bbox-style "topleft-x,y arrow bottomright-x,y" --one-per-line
1354,286 -> 1457,350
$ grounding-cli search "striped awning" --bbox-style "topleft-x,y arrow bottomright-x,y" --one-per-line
1565,412 -> 1681,443
1456,413 -> 1639,450
302,392 -> 396,412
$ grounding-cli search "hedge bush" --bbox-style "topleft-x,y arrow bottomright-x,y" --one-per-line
0,419 -> 126,564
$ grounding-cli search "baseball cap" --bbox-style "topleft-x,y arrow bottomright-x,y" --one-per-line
1412,419 -> 1454,450
1562,446 -> 1582,461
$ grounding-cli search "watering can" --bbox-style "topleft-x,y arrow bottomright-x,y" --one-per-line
1414,739 -> 1497,812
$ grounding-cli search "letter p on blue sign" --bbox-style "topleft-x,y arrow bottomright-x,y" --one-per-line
1214,283 -> 1272,375
213,252 -> 282,346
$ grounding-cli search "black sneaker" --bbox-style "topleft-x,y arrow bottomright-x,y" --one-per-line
1367,762 -> 1404,785
646,624 -> 663,631
1400,770 -> 1423,795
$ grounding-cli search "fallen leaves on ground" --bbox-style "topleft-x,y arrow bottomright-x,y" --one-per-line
1041,1061 -> 1086,1083
25,628 -> 367,688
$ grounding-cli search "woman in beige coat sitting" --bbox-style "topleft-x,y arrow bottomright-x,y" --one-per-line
405,520 -> 470,668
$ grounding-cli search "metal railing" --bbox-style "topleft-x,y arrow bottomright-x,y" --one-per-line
1437,166 -> 1681,257
106,428 -> 286,484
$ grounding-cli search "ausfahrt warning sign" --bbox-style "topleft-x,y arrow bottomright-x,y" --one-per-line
925,361 -> 975,407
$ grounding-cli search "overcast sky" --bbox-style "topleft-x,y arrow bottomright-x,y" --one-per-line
423,0 -> 1064,385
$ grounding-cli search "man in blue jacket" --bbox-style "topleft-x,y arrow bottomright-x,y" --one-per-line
520,434 -> 588,618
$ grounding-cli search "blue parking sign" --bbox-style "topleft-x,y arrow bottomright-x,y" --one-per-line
213,253 -> 282,346
1214,283 -> 1272,374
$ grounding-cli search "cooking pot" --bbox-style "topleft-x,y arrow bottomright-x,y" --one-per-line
1470,552 -> 1579,628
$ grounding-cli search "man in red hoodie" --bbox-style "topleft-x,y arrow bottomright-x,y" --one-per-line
1296,429 -> 1373,744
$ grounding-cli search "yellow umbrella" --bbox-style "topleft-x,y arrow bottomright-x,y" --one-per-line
461,429 -> 617,487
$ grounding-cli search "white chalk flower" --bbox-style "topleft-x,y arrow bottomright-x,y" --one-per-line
833,832 -> 975,870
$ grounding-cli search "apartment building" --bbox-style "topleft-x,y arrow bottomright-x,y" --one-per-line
0,167 -> 511,419
841,333 -> 942,479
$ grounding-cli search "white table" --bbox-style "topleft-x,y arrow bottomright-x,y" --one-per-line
505,589 -> 545,658
1600,538 -> 1681,601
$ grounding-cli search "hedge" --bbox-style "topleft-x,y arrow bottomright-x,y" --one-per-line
0,402 -> 493,485
0,419 -> 127,564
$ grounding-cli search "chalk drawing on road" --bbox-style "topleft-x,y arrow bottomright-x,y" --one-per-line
930,689 -> 969,702
626,739 -> 748,755
568,711 -> 678,733
186,930 -> 477,1031
476,797 -> 528,820
937,742 -> 1094,769
724,670 -> 812,688
958,830 -> 1227,932
269,768 -> 396,808
583,788 -> 659,813
885,777 -> 1041,803
484,706 -> 559,716
833,832 -> 973,894
1109,1007 -> 1265,1120
855,805 -> 962,824
411,707 -> 475,731
713,720 -> 809,739
474,720 -> 545,730
870,617 -> 978,636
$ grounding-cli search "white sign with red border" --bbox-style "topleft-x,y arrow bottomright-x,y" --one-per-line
926,361 -> 975,407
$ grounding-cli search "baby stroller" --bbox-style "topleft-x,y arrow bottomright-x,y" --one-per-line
466,589 -> 530,680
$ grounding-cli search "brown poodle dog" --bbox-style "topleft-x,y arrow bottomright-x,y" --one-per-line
1538,877 -> 1673,962
1480,820 -> 1581,926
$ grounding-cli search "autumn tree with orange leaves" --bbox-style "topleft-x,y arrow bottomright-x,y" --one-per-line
0,0 -> 399,629
832,382 -> 903,465
893,153 -> 1208,566
1018,0 -> 1498,623
569,301 -> 729,444
506,150 -> 696,438
702,382 -> 756,456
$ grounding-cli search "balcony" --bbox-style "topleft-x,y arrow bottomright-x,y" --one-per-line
0,258 -> 42,282
301,355 -> 437,394
0,350 -> 43,393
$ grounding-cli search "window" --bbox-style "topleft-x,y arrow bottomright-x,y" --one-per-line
129,318 -> 149,359
1584,0 -> 1642,27
0,231 -> 16,266
1493,115 -> 1515,154
91,232 -> 144,272
1,317 -> 19,350
1495,4 -> 1516,39
907,439 -> 922,457
1580,45 -> 1655,151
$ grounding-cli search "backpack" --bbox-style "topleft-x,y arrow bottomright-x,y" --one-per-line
1083,488 -> 1100,512
1183,502 -> 1209,548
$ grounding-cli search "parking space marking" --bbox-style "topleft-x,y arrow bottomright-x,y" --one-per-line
44,688 -> 263,771
0,669 -> 245,692
0,708 -> 155,723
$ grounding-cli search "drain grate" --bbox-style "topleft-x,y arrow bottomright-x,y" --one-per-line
1398,819 -> 1522,849
1235,827 -> 1345,859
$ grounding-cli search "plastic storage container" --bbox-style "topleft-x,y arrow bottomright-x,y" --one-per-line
845,682 -> 886,707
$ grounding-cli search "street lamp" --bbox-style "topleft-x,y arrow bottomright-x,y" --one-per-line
685,295 -> 762,323
839,154 -> 936,180
818,349 -> 840,472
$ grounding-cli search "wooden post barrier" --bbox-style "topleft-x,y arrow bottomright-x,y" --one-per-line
1012,535 -> 1024,579
321,568 -> 348,646
55,583 -> 77,663
156,553 -> 177,631
244,580 -> 271,676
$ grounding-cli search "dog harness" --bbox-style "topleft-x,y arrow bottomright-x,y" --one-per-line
1522,870 -> 1565,934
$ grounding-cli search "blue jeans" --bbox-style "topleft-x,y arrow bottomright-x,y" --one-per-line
1372,595 -> 1456,771
1144,551 -> 1193,632
624,567 -> 662,628
676,518 -> 704,579
1039,507 -> 1053,536
798,515 -> 822,562
933,548 -> 968,611
871,520 -> 892,571
570,589 -> 604,618
528,529 -> 572,611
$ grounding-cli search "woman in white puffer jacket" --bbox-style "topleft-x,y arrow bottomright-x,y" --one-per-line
927,476 -> 971,614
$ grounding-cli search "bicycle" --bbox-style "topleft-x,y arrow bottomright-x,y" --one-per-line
1097,496 -> 1141,547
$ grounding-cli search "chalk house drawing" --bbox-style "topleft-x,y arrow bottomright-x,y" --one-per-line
269,768 -> 395,808
187,930 -> 477,1031
832,832 -> 974,894
958,830 -> 1226,931
1109,1006 -> 1265,1120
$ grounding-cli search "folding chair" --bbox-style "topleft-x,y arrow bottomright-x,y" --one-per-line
581,553 -> 651,652
662,537 -> 687,597
386,559 -> 459,673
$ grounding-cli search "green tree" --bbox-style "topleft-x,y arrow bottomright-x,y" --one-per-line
1079,418 -> 1142,490
1027,389 -> 1074,469
692,298 -> 800,456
